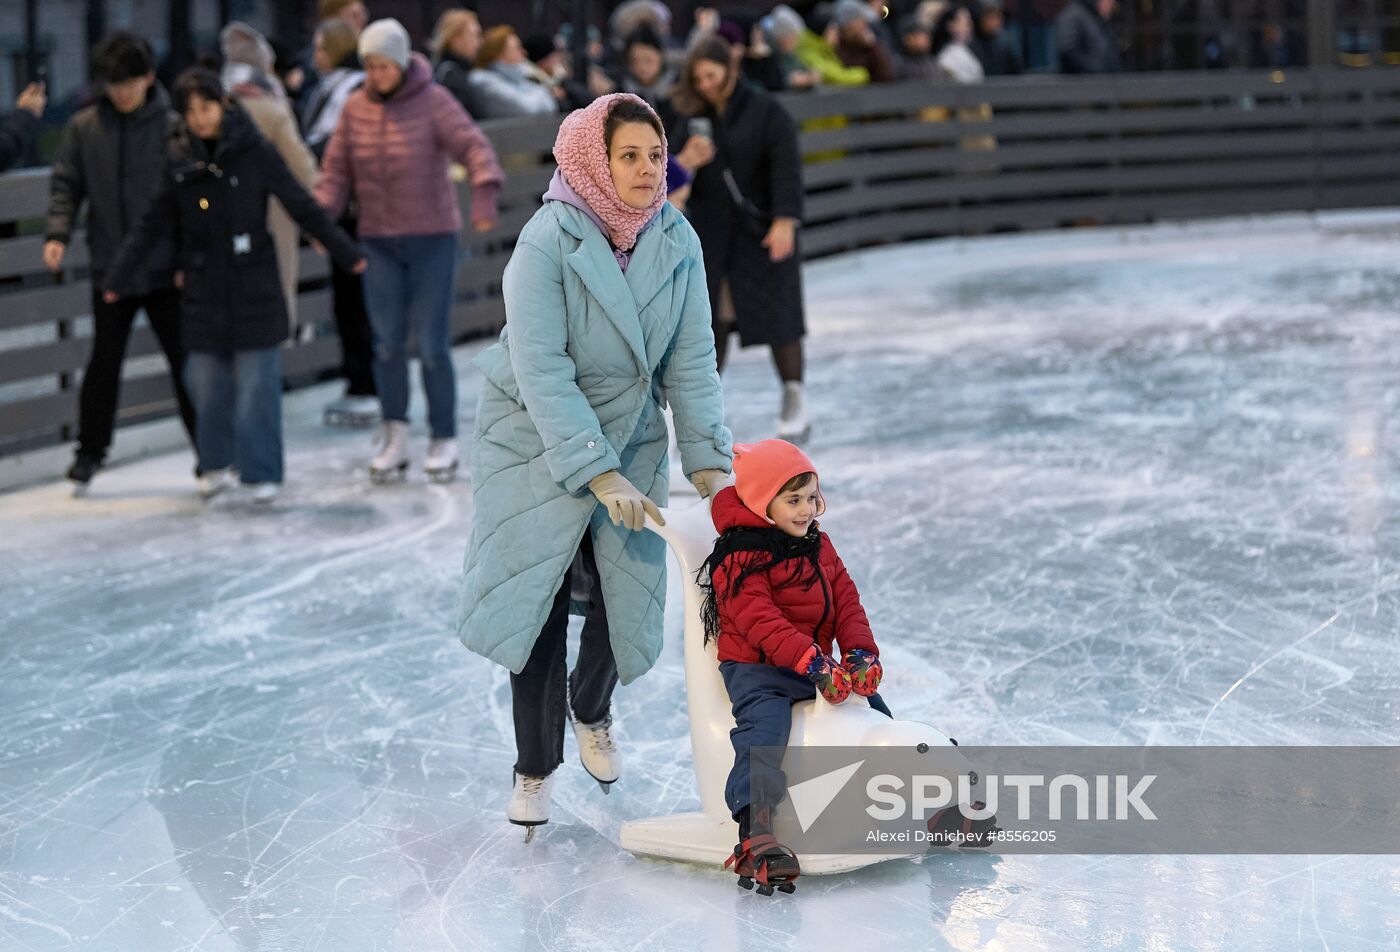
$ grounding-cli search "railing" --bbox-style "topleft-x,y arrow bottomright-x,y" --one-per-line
3,68 -> 1398,458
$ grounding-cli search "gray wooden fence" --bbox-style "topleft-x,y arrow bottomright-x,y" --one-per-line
3,68 -> 1398,458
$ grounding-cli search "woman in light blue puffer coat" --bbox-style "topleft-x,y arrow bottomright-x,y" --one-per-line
456,94 -> 733,835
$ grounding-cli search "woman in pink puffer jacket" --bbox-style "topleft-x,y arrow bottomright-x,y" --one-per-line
316,18 -> 504,484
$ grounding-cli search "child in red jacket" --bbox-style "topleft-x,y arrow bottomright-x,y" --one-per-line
699,440 -> 890,893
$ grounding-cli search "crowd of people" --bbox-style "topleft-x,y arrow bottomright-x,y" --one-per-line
0,0 -> 1131,501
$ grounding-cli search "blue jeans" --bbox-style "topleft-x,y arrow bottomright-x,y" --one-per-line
184,348 -> 283,484
361,233 -> 459,439
720,660 -> 892,818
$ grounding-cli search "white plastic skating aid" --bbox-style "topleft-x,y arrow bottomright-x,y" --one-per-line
618,501 -> 992,876
424,438 -> 459,484
508,772 -> 554,841
570,713 -> 620,792
776,382 -> 811,443
369,421 -> 409,483
324,394 -> 381,428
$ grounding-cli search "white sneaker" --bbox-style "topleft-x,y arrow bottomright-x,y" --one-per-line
424,437 -> 459,483
324,394 -> 381,428
249,482 -> 279,505
508,772 -> 554,840
571,713 -> 620,791
369,421 -> 410,483
776,382 -> 810,442
197,468 -> 238,500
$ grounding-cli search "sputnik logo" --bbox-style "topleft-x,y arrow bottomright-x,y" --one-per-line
786,760 -> 865,833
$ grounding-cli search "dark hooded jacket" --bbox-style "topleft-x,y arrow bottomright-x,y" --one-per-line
46,85 -> 179,294
105,103 -> 362,352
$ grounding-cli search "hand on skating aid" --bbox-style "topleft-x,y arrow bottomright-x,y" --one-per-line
800,646 -> 852,705
689,468 -> 729,501
842,649 -> 882,697
589,470 -> 665,531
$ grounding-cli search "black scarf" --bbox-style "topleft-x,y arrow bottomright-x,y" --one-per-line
697,523 -> 830,649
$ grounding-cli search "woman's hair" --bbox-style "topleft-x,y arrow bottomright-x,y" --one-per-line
604,98 -> 665,152
316,18 -> 360,69
931,3 -> 971,55
430,9 -> 479,61
475,25 -> 517,69
172,67 -> 225,114
92,30 -> 155,84
318,0 -> 359,19
624,24 -> 665,56
670,35 -> 732,117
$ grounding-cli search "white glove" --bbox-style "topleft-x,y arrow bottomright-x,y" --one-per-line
689,468 -> 729,501
589,470 -> 665,531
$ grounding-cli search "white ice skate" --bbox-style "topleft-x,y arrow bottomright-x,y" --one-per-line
324,394 -> 381,428
508,772 -> 554,842
197,468 -> 238,500
570,713 -> 621,792
424,438 -> 459,484
369,421 -> 409,483
249,482 -> 279,505
776,382 -> 811,443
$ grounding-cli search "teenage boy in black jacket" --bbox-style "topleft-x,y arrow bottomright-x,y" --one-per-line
45,31 -> 198,492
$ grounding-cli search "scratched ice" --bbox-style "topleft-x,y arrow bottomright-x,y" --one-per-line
3,212 -> 1399,951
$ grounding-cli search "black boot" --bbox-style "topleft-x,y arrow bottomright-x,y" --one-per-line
67,453 -> 102,488
725,805 -> 800,895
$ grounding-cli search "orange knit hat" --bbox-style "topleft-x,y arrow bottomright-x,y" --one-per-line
732,440 -> 825,523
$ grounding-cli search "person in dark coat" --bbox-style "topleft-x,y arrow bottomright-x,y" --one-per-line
44,32 -> 197,492
1056,0 -> 1121,74
670,36 -> 811,442
104,68 -> 365,503
429,8 -> 483,118
971,0 -> 1025,76
0,81 -> 45,171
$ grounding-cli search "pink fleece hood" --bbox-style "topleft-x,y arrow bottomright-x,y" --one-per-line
552,93 -> 668,252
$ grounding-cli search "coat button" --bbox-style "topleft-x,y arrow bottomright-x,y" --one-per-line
199,198 -> 209,210
587,440 -> 596,449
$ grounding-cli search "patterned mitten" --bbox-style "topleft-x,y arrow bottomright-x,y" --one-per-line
843,649 -> 883,697
800,646 -> 852,705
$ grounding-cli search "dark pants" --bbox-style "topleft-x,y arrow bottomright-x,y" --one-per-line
331,217 -> 376,397
720,660 -> 891,818
77,286 -> 197,461
511,534 -> 619,777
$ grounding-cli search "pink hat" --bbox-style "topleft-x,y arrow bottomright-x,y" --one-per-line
552,93 -> 668,252
733,440 -> 825,523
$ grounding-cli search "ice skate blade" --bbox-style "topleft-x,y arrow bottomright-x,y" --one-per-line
509,819 -> 547,843
325,412 -> 380,428
426,465 -> 458,484
775,422 -> 811,444
595,779 -> 613,795
369,463 -> 408,484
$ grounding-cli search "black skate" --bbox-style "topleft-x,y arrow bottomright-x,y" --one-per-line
67,454 -> 101,496
926,800 -> 998,848
725,833 -> 801,895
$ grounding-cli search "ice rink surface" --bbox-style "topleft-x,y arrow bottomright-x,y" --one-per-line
3,212 -> 1399,951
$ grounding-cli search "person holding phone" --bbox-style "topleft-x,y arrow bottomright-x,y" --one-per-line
670,36 -> 810,441
0,80 -> 45,171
